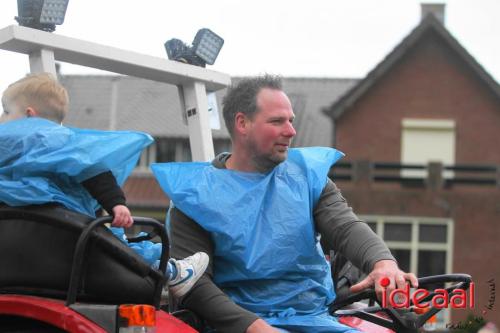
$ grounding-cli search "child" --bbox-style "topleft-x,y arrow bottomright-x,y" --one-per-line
0,73 -> 207,298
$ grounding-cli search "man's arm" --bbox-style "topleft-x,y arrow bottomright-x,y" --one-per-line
315,179 -> 394,273
169,207 -> 261,333
315,179 -> 418,297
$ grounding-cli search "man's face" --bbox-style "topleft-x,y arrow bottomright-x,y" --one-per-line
0,100 -> 24,123
245,88 -> 296,170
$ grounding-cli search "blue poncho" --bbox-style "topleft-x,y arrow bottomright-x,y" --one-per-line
0,117 -> 153,217
153,147 -> 358,332
0,117 -> 166,266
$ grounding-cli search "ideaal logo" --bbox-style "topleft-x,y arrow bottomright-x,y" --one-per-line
379,276 -> 475,309
378,277 -> 496,329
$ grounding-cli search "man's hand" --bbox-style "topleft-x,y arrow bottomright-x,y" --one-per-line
350,259 -> 418,301
246,319 -> 280,333
111,205 -> 134,228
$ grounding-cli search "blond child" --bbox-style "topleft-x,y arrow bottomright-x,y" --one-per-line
0,73 -> 207,297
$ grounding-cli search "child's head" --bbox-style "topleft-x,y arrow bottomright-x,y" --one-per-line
1,72 -> 69,124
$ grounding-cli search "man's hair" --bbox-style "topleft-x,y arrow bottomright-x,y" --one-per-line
2,72 -> 69,123
222,74 -> 283,137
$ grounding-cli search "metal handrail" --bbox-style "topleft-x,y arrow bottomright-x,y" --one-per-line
66,216 -> 169,308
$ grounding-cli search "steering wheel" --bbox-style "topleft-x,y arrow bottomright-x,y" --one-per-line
329,274 -> 472,333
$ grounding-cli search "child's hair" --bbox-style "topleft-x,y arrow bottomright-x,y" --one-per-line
2,72 -> 69,123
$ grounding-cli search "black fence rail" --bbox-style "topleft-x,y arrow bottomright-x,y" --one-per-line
443,164 -> 498,186
328,161 -> 352,181
329,161 -> 500,188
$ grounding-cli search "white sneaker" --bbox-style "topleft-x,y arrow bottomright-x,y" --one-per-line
168,252 -> 209,298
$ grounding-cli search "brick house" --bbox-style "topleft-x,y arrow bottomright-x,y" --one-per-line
322,6 -> 500,327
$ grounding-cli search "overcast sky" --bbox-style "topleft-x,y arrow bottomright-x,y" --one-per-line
1,0 -> 500,108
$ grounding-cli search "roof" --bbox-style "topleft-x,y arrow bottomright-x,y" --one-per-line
281,78 -> 358,147
122,175 -> 169,208
62,75 -> 358,147
61,75 -> 229,138
323,14 -> 500,120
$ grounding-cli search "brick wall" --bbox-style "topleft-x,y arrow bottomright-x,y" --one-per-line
333,165 -> 500,324
335,31 -> 500,165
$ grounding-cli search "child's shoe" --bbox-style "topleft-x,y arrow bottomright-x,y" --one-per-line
168,252 -> 209,297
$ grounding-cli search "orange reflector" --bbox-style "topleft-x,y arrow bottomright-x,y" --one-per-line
413,307 -> 426,314
413,307 -> 437,323
119,304 -> 156,327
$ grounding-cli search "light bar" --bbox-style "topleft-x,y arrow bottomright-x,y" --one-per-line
192,28 -> 224,66
16,0 -> 69,32
164,28 -> 224,67
40,0 -> 69,25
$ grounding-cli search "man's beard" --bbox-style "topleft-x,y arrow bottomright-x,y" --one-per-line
247,139 -> 287,173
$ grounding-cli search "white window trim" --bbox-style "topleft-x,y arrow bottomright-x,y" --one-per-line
174,141 -> 184,161
134,142 -> 156,174
402,119 -> 455,130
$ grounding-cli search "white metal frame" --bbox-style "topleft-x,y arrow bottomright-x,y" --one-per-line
0,25 -> 231,161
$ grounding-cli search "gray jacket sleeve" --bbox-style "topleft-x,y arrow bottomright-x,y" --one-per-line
169,207 -> 259,333
315,179 -> 395,273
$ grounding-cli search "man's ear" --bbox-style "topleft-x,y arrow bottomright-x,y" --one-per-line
25,107 -> 38,118
234,112 -> 249,135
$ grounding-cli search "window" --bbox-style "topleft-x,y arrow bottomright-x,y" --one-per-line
155,138 -> 192,162
154,137 -> 230,162
135,138 -> 192,172
401,119 -> 455,178
156,138 -> 177,163
362,215 -> 454,328
136,143 -> 156,171
178,140 -> 192,162
214,139 -> 231,156
135,137 -> 230,171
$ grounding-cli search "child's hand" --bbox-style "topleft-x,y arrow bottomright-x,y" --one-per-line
111,205 -> 134,228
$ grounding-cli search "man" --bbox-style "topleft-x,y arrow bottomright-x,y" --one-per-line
152,75 -> 417,332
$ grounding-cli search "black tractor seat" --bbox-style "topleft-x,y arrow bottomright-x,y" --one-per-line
0,204 -> 166,306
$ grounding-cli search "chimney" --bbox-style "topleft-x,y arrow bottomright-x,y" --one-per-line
421,3 -> 445,24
